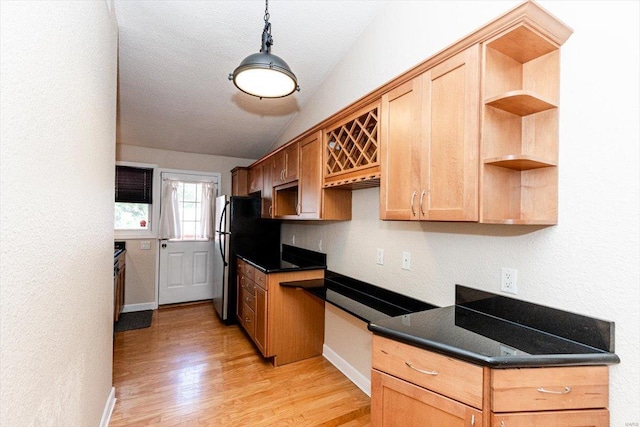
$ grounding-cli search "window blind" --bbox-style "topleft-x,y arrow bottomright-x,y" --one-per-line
115,166 -> 153,204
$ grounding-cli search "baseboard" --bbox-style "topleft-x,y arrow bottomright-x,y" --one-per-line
323,344 -> 371,396
99,387 -> 116,427
122,302 -> 157,313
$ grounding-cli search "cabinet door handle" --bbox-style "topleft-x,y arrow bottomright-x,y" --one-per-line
471,415 -> 475,427
268,205 -> 273,216
537,386 -> 572,394
405,361 -> 438,376
419,190 -> 426,216
296,203 -> 301,216
245,317 -> 251,323
410,191 -> 417,216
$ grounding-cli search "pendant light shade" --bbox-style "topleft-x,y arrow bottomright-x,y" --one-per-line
229,0 -> 299,98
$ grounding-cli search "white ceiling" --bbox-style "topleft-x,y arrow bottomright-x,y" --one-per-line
114,0 -> 387,159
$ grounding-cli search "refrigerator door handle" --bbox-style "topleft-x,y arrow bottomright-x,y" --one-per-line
219,201 -> 229,266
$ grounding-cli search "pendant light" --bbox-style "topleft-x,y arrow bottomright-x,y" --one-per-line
229,0 -> 300,99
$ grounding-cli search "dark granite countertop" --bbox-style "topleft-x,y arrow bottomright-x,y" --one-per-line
281,271 -> 436,323
237,244 -> 327,273
368,285 -> 620,368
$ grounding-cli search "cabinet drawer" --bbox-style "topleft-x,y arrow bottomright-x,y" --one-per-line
242,304 -> 255,333
243,263 -> 255,280
491,408 -> 609,427
242,287 -> 255,311
372,335 -> 483,409
254,269 -> 267,290
491,366 -> 609,412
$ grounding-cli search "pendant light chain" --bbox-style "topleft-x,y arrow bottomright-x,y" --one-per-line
264,0 -> 270,25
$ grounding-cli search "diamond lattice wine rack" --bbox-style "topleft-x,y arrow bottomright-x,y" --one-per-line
323,102 -> 381,189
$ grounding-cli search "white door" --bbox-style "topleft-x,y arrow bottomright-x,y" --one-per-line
158,171 -> 220,305
159,240 -> 214,305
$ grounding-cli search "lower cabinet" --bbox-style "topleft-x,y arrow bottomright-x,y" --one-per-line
236,258 -> 325,366
114,252 -> 126,322
371,335 -> 611,427
372,370 -> 482,427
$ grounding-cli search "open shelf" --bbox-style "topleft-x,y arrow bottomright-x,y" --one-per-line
485,90 -> 557,116
480,22 -> 562,225
484,154 -> 556,171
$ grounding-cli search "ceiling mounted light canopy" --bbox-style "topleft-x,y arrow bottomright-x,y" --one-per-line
229,0 -> 300,99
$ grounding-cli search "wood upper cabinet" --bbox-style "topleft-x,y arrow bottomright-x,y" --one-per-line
274,130 -> 351,220
231,166 -> 249,196
298,131 -> 322,218
479,23 -> 565,224
248,163 -> 263,194
261,158 -> 275,218
380,45 -> 480,221
273,142 -> 299,186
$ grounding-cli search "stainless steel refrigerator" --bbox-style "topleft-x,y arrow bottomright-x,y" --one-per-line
212,195 -> 281,324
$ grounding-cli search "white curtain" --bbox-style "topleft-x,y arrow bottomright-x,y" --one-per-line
159,180 -> 181,240
198,182 -> 217,240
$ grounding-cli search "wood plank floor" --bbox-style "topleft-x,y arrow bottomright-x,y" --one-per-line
110,303 -> 371,426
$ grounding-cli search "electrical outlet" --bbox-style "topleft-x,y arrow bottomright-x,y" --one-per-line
402,252 -> 411,270
501,267 -> 518,294
376,248 -> 384,265
140,241 -> 151,250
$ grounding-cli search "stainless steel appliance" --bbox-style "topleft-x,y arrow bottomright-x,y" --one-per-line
212,195 -> 280,324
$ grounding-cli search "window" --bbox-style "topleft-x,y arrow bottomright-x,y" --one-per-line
115,165 -> 153,230
174,181 -> 205,241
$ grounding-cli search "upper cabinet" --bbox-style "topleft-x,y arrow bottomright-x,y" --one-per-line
248,163 -> 263,195
239,1 -> 572,226
380,46 -> 480,221
273,142 -> 299,187
480,23 -> 563,224
323,102 -> 381,189
231,167 -> 249,196
274,131 -> 351,220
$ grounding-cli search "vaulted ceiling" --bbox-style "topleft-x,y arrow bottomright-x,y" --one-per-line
114,1 -> 387,159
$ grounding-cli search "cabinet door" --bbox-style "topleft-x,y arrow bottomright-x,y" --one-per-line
372,370 -> 482,427
254,285 -> 267,356
284,142 -> 299,183
236,274 -> 244,324
261,158 -> 274,218
421,45 -> 479,221
248,163 -> 262,194
380,77 -> 422,220
298,131 -> 322,219
491,409 -> 609,427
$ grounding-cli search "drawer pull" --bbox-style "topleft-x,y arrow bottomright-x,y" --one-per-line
405,361 -> 438,376
536,386 -> 572,394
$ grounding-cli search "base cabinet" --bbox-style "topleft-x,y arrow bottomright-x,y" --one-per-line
236,259 -> 325,366
491,409 -> 609,427
114,252 -> 126,322
371,335 -> 611,427
372,370 -> 482,427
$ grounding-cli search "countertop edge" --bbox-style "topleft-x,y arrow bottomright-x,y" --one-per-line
368,324 -> 621,368
237,254 -> 326,273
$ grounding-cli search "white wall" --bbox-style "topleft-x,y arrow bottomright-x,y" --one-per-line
280,1 -> 640,424
0,2 -> 118,426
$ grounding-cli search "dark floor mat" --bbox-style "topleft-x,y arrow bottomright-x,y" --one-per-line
114,310 -> 153,332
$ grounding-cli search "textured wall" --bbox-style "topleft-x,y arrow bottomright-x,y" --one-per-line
0,2 -> 118,425
116,144 -> 255,306
280,1 -> 640,424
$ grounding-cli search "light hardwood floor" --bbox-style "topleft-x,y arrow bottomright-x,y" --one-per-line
110,303 -> 371,426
